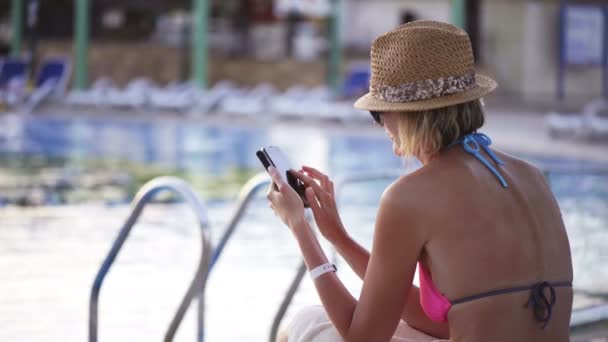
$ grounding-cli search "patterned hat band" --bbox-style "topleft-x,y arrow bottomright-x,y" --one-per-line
370,72 -> 476,103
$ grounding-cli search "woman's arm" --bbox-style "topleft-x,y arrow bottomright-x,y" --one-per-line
297,166 -> 370,278
297,167 -> 449,338
267,166 -> 429,341
332,234 -> 449,338
289,216 -> 359,335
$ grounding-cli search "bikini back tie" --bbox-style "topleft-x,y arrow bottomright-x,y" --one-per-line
449,132 -> 508,188
527,281 -> 560,329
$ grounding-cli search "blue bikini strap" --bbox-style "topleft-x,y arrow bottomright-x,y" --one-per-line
448,132 -> 508,188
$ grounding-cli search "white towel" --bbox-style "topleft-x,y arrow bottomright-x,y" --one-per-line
286,306 -> 448,342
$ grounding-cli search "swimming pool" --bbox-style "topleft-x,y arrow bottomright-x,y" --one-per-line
0,113 -> 606,341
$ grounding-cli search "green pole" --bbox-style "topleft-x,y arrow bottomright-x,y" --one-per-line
328,0 -> 342,97
451,0 -> 466,29
192,0 -> 209,89
74,0 -> 90,90
10,0 -> 23,57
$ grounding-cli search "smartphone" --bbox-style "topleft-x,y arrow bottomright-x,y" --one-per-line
256,146 -> 309,208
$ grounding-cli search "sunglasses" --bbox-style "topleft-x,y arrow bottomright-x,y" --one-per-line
370,111 -> 384,126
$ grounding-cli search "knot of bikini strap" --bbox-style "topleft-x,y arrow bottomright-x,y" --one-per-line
525,281 -> 557,329
450,132 -> 508,188
461,133 -> 505,165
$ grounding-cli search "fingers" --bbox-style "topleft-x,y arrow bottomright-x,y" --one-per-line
267,167 -> 286,191
322,177 -> 334,197
293,170 -> 326,197
302,166 -> 334,196
301,166 -> 329,182
305,187 -> 321,212
298,177 -> 333,211
301,166 -> 331,182
266,182 -> 277,202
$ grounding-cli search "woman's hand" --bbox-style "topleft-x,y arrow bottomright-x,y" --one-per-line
266,166 -> 305,228
294,166 -> 349,243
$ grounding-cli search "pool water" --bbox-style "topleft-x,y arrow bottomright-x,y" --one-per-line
0,113 -> 606,341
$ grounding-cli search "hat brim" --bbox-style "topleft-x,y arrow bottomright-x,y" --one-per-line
354,74 -> 497,112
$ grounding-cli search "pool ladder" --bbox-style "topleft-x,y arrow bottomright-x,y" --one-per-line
89,177 -> 213,342
89,170 -> 608,341
89,173 -> 290,342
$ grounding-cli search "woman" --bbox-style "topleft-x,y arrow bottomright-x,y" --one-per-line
267,20 -> 573,342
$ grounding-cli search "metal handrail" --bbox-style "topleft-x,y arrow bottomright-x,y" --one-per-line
89,177 -> 212,342
268,261 -> 307,342
209,172 -> 271,268
164,171 -> 313,342
268,211 -> 316,342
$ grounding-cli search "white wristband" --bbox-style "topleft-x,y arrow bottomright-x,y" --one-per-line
310,263 -> 337,280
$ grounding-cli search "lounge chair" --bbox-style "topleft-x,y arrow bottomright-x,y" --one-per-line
0,58 -> 29,107
34,58 -> 71,97
343,64 -> 371,99
0,57 -> 28,88
546,112 -> 584,139
292,86 -> 336,120
187,80 -> 236,116
546,98 -> 608,141
148,81 -> 203,113
64,77 -> 116,107
22,57 -> 71,112
103,78 -> 156,109
218,83 -> 277,117
582,99 -> 608,141
268,85 -> 309,118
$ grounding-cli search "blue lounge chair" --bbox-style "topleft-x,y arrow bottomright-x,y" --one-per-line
0,58 -> 29,107
34,58 -> 71,97
343,65 -> 371,99
0,58 -> 28,89
23,58 -> 71,112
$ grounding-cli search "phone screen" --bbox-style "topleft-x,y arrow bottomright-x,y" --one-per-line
256,146 -> 310,208
262,146 -> 292,183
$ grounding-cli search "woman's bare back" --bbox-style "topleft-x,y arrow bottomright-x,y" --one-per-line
399,147 -> 573,341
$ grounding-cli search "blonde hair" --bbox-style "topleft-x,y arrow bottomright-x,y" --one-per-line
395,99 -> 485,157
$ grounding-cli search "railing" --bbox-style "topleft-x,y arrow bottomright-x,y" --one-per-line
89,177 -> 212,342
190,173 -> 311,342
89,173 -> 281,342
209,173 -> 270,267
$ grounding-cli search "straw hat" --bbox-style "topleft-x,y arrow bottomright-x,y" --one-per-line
354,20 -> 497,112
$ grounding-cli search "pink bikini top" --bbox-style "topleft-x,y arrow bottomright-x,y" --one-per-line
417,261 -> 572,326
418,262 -> 452,323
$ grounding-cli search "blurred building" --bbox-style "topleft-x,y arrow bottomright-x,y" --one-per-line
480,0 -> 605,103
342,0 -> 605,104
341,0 -> 451,52
1,0 -> 604,104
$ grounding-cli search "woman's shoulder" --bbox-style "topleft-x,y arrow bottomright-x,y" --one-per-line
380,167 -> 443,214
493,150 -> 549,185
387,159 -> 455,196
377,174 -> 434,241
